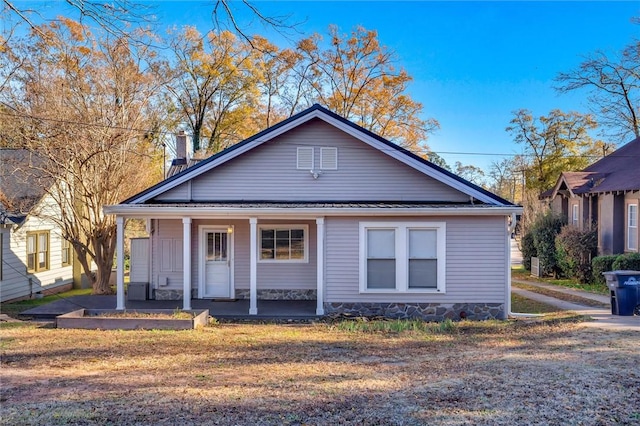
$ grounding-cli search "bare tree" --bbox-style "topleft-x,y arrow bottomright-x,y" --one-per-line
556,40 -> 640,141
299,25 -> 439,153
2,0 -> 157,42
506,109 -> 603,192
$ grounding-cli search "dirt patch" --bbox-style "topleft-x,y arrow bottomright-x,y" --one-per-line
1,320 -> 639,425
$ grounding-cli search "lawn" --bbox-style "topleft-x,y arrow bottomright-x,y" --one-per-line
0,288 -> 93,318
1,319 -> 639,425
512,266 -> 609,295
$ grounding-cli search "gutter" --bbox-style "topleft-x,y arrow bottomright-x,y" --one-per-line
103,204 -> 523,218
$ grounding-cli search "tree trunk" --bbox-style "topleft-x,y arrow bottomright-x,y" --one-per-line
72,225 -> 117,295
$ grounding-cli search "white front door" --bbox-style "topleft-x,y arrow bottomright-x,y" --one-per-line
203,230 -> 231,298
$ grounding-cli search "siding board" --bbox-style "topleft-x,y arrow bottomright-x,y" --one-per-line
154,119 -> 468,203
325,216 -> 507,304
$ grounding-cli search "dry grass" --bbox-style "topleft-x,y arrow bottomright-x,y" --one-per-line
511,267 -> 608,295
513,282 -> 608,308
1,319 -> 639,426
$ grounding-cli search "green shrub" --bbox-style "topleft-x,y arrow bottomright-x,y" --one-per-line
532,212 -> 565,276
520,232 -> 536,271
612,252 -> 640,271
555,225 -> 597,283
591,255 -> 618,285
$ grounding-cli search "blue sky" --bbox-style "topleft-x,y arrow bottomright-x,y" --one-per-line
9,1 -> 640,172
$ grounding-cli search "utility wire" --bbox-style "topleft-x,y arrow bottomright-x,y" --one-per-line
1,109 -> 636,161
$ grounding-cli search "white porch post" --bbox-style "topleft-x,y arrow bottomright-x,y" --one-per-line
316,217 -> 325,315
116,216 -> 125,310
249,217 -> 258,315
182,217 -> 192,311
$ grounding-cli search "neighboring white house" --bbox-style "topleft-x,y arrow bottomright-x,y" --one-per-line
0,150 -> 74,302
105,104 -> 521,320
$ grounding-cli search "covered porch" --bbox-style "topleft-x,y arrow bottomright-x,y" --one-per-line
20,296 -> 318,321
112,212 -> 326,316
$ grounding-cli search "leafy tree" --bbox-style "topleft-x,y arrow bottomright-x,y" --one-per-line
300,25 -> 438,152
454,161 -> 486,187
425,151 -> 452,171
556,37 -> 640,141
0,19 -> 163,294
506,109 -> 603,192
164,27 -> 260,154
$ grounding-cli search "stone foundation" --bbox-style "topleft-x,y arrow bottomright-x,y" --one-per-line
235,289 -> 317,301
324,302 -> 505,321
154,289 -> 198,300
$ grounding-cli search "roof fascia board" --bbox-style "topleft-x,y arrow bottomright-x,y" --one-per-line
126,106 -> 506,206
314,114 -> 504,205
128,110 -> 324,204
104,204 -> 522,218
550,174 -> 575,199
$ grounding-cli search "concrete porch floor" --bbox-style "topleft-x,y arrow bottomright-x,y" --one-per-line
20,295 -> 318,321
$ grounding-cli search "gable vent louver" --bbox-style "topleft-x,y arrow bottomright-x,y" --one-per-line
320,147 -> 338,170
297,147 -> 314,170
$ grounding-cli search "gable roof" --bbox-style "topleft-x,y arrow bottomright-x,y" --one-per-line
582,136 -> 640,193
547,171 -> 607,199
0,149 -> 52,226
544,136 -> 640,199
121,104 -> 514,207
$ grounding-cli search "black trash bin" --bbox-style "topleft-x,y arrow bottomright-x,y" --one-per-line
602,271 -> 640,316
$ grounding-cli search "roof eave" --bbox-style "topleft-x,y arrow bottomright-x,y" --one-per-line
104,204 -> 522,219
123,105 -> 513,207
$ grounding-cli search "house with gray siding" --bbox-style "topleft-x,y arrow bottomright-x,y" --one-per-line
543,136 -> 640,255
105,105 -> 521,320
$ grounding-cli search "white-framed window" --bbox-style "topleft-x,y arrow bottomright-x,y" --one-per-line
359,221 -> 446,293
628,203 -> 638,251
258,224 -> 308,263
320,147 -> 338,170
296,147 -> 314,170
571,204 -> 579,226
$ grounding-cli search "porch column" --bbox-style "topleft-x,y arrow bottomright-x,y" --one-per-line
316,217 -> 325,315
249,217 -> 258,315
116,216 -> 125,310
182,217 -> 192,311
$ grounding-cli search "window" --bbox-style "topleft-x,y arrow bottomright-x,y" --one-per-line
27,231 -> 49,272
408,229 -> 438,289
61,239 -> 72,266
572,204 -> 579,226
628,204 -> 638,251
207,232 -> 227,261
320,147 -> 338,170
296,147 -> 314,170
366,229 -> 396,289
360,222 -> 446,293
259,225 -> 308,262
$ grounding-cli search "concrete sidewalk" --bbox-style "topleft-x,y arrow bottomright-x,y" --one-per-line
512,278 -> 639,331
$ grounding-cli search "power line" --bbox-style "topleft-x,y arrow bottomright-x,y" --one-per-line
2,109 -> 636,162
